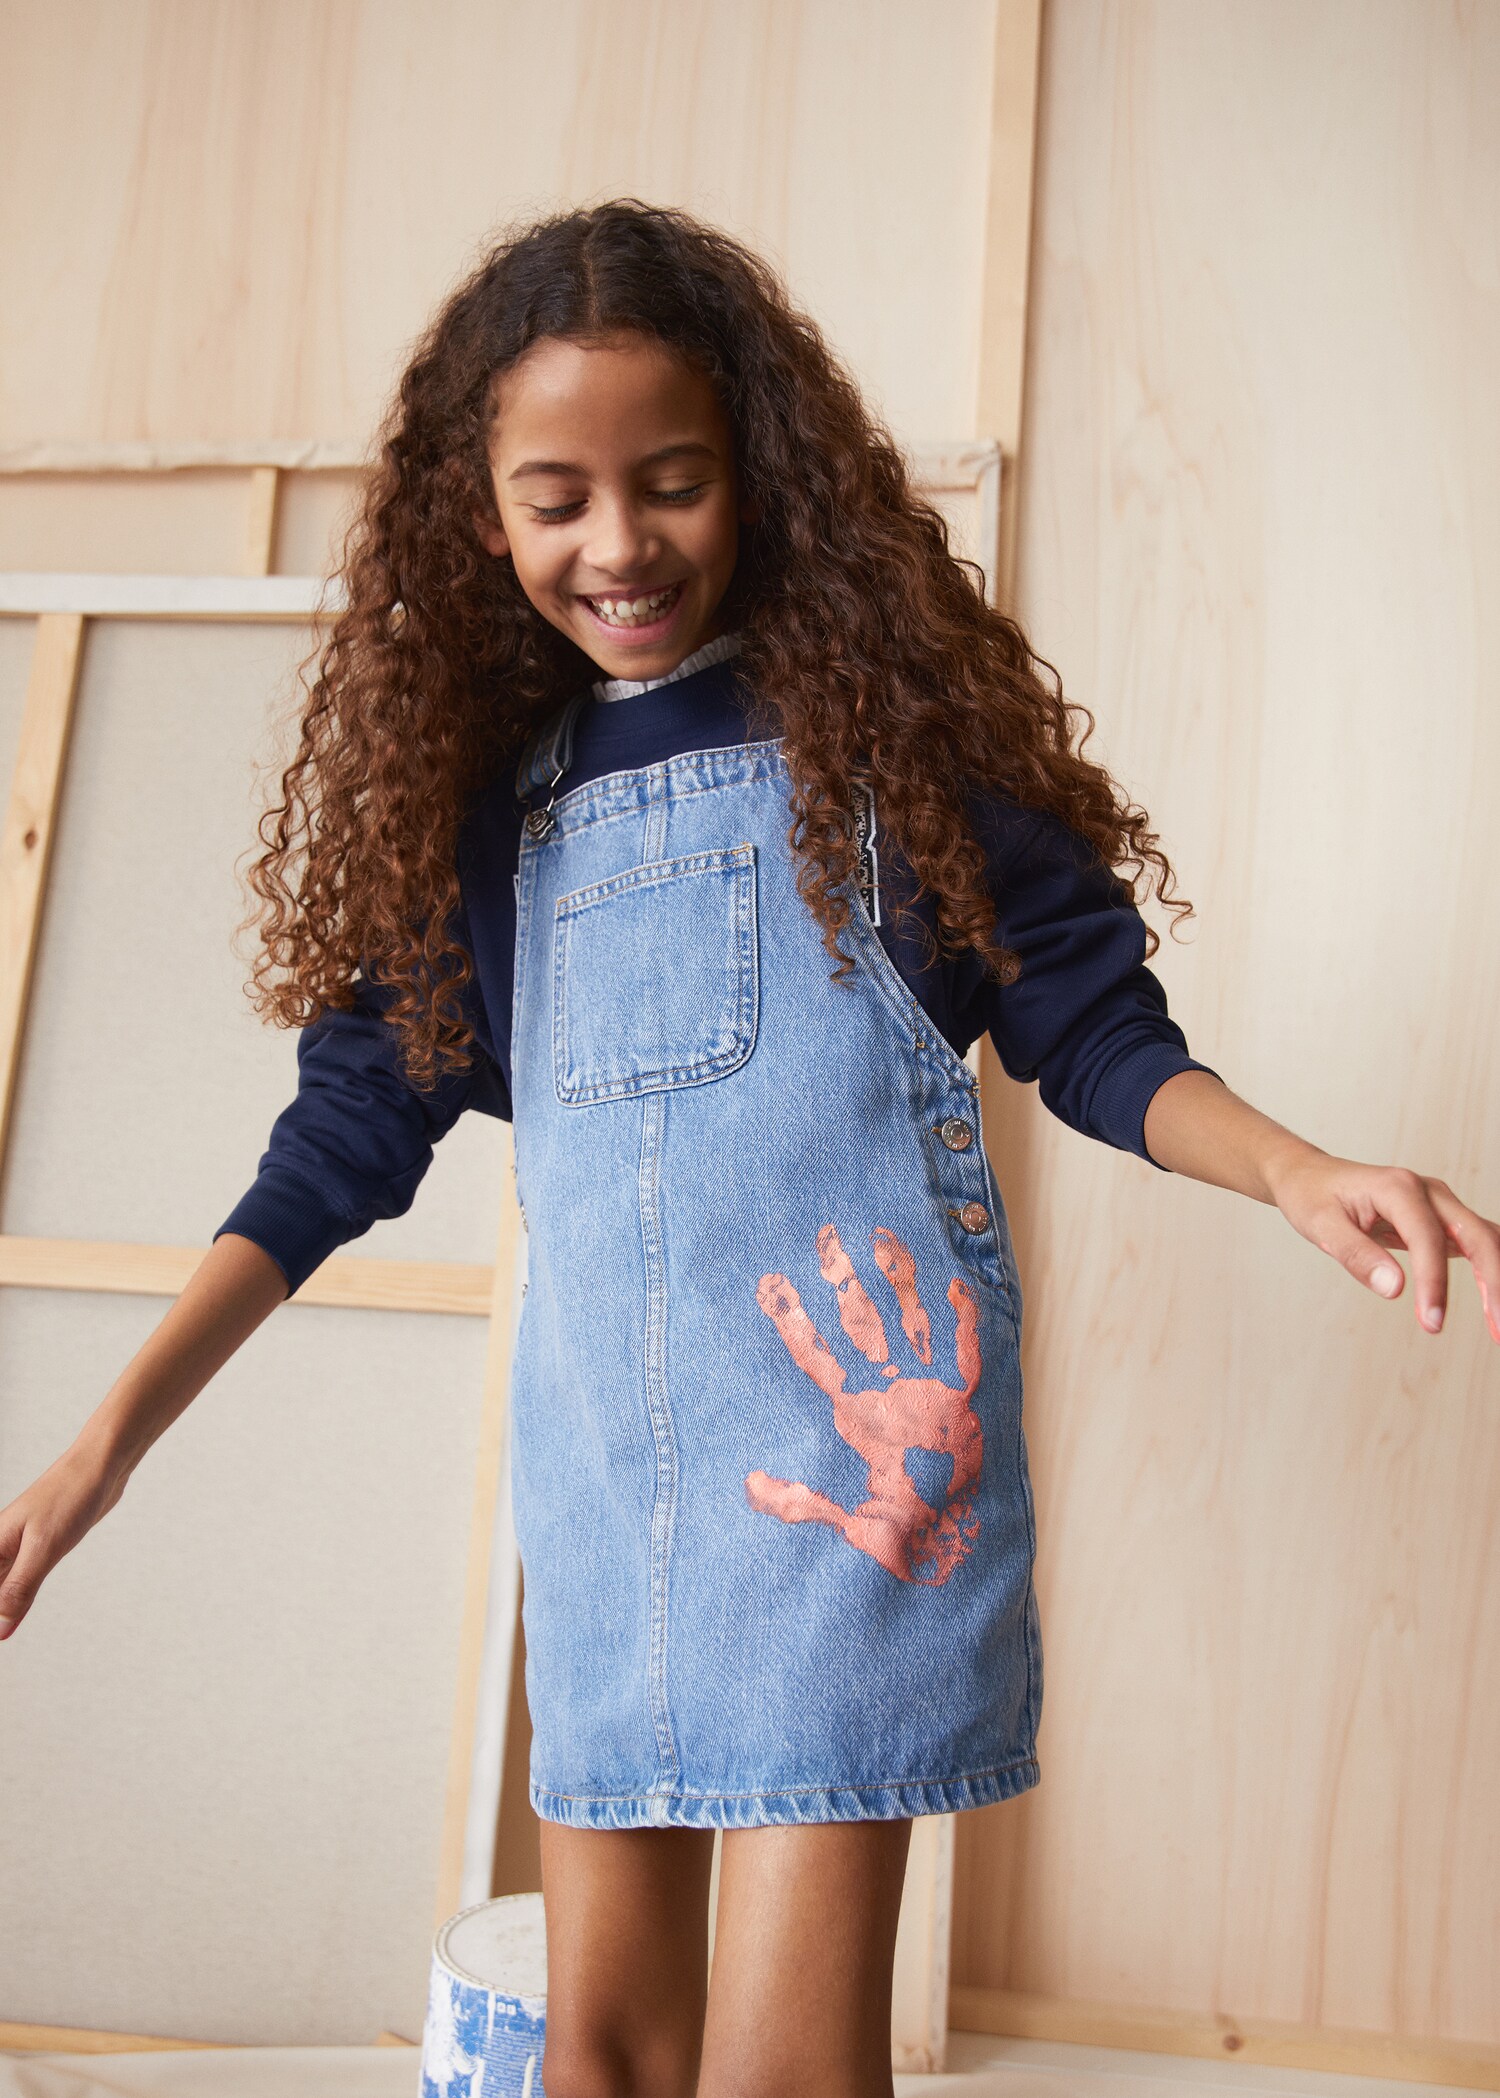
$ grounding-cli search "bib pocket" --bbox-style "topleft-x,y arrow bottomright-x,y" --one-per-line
553,844 -> 759,1105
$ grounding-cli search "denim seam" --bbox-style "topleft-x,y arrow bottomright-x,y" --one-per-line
555,841 -> 755,916
560,1054 -> 751,1102
637,782 -> 680,1805
1007,1300 -> 1039,1749
532,1753 -> 1039,1804
914,1110 -> 1017,1321
637,1089 -> 679,1793
834,876 -> 1021,1308
529,740 -> 788,841
973,1146 -> 1022,1333
838,874 -> 979,1096
510,837 -> 539,1216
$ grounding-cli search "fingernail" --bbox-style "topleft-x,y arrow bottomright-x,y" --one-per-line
1372,1264 -> 1401,1297
1424,1303 -> 1444,1332
0,1618 -> 13,1640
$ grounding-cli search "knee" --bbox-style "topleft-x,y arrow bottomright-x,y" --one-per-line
540,2035 -> 699,2098
535,2043 -> 619,2098
695,2073 -> 799,2098
698,2045 -> 892,2098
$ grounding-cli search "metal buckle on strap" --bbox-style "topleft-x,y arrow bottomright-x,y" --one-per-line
516,689 -> 589,841
523,761 -> 567,841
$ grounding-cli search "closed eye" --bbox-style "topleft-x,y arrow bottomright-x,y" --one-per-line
529,484 -> 709,524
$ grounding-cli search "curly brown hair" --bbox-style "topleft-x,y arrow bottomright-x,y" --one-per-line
239,196 -> 1190,1090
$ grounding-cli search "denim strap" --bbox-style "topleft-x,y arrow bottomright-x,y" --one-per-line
514,689 -> 590,802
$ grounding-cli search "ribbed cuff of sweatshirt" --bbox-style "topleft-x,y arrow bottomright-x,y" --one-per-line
1086,1045 -> 1222,1170
213,1167 -> 363,1299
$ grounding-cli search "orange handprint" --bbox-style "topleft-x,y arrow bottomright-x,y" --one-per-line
746,1224 -> 984,1585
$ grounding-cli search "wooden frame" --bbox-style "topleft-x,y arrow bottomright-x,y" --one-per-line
0,574 -> 325,617
0,612 -> 84,1166
0,2019 -> 231,2055
0,1236 -> 492,1314
976,0 -> 1045,613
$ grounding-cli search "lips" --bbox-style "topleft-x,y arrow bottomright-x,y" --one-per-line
576,577 -> 688,641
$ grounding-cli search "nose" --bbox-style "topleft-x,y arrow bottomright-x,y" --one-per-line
579,493 -> 662,584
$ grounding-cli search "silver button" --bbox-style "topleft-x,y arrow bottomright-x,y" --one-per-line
953,1201 -> 990,1235
938,1117 -> 973,1151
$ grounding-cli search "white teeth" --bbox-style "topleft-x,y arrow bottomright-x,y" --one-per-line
585,582 -> 682,626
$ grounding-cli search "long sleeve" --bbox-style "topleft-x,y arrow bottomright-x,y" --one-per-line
214,931 -> 512,1298
952,804 -> 1219,1168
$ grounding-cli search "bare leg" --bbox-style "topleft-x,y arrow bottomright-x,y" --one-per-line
538,1820 -> 715,2098
698,1818 -> 913,2098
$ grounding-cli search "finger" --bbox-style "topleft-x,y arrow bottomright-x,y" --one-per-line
755,1271 -> 848,1399
947,1277 -> 981,1397
816,1225 -> 890,1364
0,1530 -> 49,1637
744,1470 -> 849,1537
1368,1213 -> 1468,1257
1369,1172 -> 1452,1331
1310,1208 -> 1410,1304
870,1228 -> 933,1365
1425,1185 -> 1500,1344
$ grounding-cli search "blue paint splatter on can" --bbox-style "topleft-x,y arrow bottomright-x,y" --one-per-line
421,1892 -> 548,2097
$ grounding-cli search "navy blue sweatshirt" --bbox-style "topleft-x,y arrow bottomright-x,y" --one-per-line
215,646 -> 1216,1296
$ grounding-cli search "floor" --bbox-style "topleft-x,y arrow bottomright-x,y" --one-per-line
0,2032 -> 1479,2098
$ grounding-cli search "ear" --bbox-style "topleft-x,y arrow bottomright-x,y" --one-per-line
476,514 -> 511,559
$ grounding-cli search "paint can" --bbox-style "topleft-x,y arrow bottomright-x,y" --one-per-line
420,1891 -> 548,2097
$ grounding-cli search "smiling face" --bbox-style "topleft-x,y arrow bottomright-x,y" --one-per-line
478,330 -> 755,679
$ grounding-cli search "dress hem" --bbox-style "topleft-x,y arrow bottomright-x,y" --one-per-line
530,1754 -> 1040,1829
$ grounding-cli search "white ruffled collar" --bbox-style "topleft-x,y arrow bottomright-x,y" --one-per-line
591,628 -> 744,703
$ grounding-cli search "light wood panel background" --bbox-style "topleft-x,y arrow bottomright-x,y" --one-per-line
0,0 -> 999,450
959,0 -> 1500,2074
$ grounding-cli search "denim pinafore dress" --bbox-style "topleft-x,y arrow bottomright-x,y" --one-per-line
507,698 -> 1043,1830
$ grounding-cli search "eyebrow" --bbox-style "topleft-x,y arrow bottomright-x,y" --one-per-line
506,440 -> 718,482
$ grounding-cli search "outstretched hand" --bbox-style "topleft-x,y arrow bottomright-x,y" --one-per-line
0,1440 -> 129,1639
1141,1071 -> 1499,1339
1264,1151 -> 1500,1340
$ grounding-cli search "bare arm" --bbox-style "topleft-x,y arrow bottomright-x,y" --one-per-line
0,1231 -> 290,1639
1143,1068 -> 1500,1341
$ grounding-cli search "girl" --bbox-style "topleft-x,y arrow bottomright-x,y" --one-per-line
1,199 -> 1495,2098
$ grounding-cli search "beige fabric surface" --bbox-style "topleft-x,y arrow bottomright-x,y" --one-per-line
4,617 -> 509,1266
0,1288 -> 493,2043
0,615 -> 35,783
0,610 -> 510,2043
